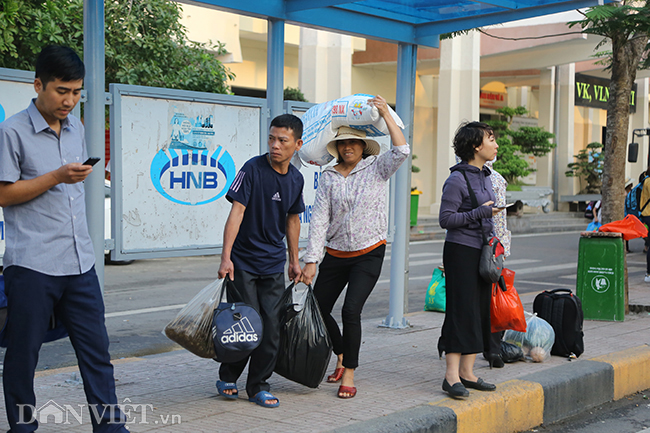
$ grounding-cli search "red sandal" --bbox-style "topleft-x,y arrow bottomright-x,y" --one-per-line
337,385 -> 357,399
327,367 -> 344,383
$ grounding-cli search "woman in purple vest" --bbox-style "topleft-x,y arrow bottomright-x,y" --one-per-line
438,121 -> 500,398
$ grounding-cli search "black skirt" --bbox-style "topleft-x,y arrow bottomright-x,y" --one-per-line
438,241 -> 491,355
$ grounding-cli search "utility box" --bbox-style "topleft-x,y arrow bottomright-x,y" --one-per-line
576,231 -> 625,321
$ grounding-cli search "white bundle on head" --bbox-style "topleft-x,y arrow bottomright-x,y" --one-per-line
298,94 -> 404,167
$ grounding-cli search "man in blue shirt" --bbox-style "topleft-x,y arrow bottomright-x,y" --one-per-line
0,46 -> 127,432
217,114 -> 305,408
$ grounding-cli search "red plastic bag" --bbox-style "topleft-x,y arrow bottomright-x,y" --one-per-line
599,214 -> 648,241
491,268 -> 527,333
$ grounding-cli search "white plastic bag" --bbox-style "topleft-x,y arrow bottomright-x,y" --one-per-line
299,94 -> 404,166
503,312 -> 555,362
164,279 -> 222,358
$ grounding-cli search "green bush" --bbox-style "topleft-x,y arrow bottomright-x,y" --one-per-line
565,142 -> 604,194
487,106 -> 556,184
284,87 -> 308,102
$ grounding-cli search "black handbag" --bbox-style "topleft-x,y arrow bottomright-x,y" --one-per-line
211,277 -> 263,364
460,171 -> 504,283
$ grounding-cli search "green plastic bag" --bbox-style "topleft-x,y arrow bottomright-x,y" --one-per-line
424,268 -> 446,312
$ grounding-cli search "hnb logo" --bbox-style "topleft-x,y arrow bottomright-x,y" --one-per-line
219,317 -> 258,344
150,146 -> 236,206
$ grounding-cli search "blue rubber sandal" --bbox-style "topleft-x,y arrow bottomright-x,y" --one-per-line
216,380 -> 238,399
248,391 -> 279,408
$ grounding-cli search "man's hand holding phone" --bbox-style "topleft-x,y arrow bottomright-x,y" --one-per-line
53,157 -> 99,184
83,157 -> 101,167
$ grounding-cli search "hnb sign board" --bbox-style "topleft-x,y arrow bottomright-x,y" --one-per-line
150,112 -> 236,206
110,85 -> 264,259
286,102 -> 323,242
0,69 -> 37,264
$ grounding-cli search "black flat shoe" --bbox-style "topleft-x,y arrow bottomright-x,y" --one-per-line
460,377 -> 496,391
442,378 -> 469,398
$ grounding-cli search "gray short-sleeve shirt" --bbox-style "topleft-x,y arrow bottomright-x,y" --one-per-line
0,100 -> 95,276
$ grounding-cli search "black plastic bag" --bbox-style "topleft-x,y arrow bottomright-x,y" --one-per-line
500,340 -> 524,363
274,283 -> 332,388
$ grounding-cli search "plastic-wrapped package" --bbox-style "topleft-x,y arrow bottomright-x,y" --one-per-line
299,94 -> 404,166
504,312 -> 555,362
164,279 -> 222,359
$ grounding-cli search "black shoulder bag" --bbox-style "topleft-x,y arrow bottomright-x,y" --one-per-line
460,171 -> 504,283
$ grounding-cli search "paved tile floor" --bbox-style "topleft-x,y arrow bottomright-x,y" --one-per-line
2,283 -> 650,432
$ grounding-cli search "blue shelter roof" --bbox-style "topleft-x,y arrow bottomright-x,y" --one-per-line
181,0 -> 607,47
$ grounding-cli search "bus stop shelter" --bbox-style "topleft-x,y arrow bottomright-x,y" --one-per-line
82,0 -> 607,328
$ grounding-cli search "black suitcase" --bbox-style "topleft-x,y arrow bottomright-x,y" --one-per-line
533,288 -> 584,358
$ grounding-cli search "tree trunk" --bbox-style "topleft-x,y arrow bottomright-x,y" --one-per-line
602,33 -> 647,224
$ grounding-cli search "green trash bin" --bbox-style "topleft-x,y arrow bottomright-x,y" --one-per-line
410,189 -> 422,227
576,231 -> 625,321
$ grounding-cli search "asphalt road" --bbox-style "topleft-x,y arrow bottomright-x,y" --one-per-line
3,231 -> 647,372
525,389 -> 650,433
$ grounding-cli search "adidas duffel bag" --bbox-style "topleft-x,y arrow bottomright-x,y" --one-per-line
211,278 -> 263,364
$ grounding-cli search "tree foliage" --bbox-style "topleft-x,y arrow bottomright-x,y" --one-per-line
283,87 -> 308,102
0,0 -> 234,94
487,106 -> 556,184
569,1 -> 650,223
510,126 -> 555,157
565,142 -> 605,194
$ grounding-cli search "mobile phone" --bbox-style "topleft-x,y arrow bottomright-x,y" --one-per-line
83,157 -> 101,167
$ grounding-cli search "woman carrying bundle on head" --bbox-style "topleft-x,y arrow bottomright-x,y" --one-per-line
301,95 -> 409,399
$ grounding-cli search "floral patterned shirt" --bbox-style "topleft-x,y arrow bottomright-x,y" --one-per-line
304,144 -> 410,263
485,160 -> 511,257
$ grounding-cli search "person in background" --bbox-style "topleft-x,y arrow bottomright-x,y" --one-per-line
0,45 -> 128,432
637,171 -> 649,254
624,177 -> 633,253
216,114 -> 305,408
592,200 -> 602,227
301,95 -> 408,399
482,158 -> 511,369
438,121 -> 500,399
639,169 -> 650,282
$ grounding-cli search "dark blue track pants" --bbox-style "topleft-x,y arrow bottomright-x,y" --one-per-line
3,265 -> 127,433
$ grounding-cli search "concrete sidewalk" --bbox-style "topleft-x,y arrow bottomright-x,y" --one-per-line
3,283 -> 650,432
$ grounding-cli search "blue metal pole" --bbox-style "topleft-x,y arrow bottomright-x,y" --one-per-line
383,43 -> 417,328
83,0 -> 106,291
267,19 -> 284,127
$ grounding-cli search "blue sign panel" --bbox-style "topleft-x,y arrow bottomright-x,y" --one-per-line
150,113 -> 236,205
